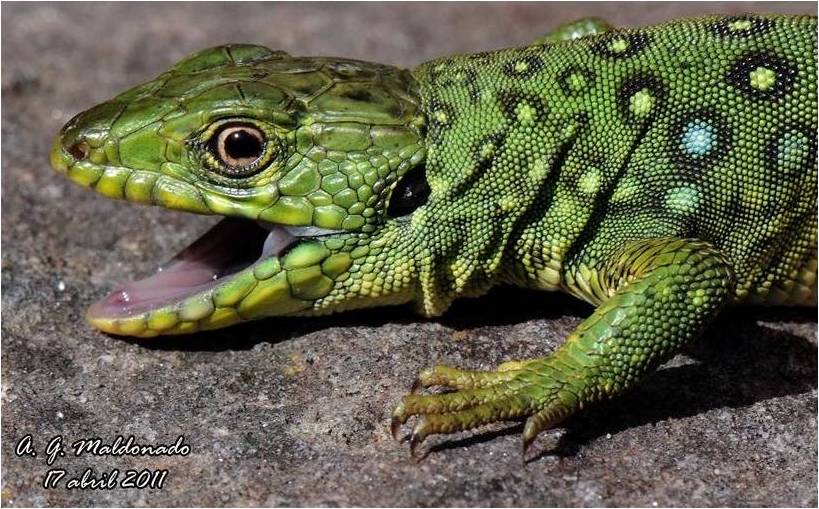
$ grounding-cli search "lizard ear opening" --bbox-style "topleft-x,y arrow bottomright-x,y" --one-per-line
386,164 -> 431,218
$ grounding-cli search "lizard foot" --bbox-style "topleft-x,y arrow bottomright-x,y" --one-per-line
391,360 -> 576,459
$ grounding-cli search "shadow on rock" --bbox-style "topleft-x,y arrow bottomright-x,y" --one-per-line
546,313 -> 817,458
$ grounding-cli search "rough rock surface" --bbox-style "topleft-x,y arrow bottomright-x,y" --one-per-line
2,2 -> 816,506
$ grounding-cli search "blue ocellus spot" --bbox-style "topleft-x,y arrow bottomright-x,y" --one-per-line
681,120 -> 716,157
776,130 -> 810,174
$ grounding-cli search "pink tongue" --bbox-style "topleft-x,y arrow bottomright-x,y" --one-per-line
88,218 -> 276,319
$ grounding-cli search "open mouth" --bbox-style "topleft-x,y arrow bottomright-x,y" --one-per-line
87,218 -> 334,321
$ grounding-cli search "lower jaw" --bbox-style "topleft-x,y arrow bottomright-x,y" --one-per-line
87,218 -> 336,338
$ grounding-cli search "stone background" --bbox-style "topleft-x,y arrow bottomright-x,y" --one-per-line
2,2 -> 816,506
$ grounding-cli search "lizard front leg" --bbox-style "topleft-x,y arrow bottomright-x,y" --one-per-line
391,237 -> 736,457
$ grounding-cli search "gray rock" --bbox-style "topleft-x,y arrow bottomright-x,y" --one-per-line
2,2 -> 816,506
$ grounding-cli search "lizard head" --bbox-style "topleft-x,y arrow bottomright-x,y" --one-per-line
50,44 -> 433,337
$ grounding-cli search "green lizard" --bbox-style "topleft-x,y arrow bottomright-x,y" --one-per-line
50,15 -> 817,456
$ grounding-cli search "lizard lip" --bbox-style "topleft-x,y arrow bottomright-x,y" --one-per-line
87,218 -> 331,321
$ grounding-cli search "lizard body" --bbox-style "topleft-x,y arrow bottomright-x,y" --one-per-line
50,14 -> 817,454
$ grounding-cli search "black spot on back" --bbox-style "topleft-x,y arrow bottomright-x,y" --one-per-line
591,31 -> 650,59
616,73 -> 667,122
708,15 -> 774,38
497,90 -> 549,124
558,66 -> 596,97
726,51 -> 797,100
502,55 -> 545,79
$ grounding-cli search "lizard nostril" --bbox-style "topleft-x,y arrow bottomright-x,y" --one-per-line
66,141 -> 90,161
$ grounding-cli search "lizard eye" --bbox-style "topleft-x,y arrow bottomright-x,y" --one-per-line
387,165 -> 430,217
207,123 -> 269,177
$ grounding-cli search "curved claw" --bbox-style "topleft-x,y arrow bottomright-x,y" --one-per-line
409,416 -> 431,459
391,416 -> 403,441
409,428 -> 426,460
410,377 -> 422,394
522,420 -> 538,463
391,401 -> 408,441
522,407 -> 563,461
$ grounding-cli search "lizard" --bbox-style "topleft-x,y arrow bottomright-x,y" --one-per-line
49,14 -> 817,457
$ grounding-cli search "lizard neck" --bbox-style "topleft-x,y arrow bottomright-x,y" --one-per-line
408,47 -> 583,312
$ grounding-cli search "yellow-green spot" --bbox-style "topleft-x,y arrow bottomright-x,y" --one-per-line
516,102 -> 537,125
629,89 -> 654,118
554,197 -> 583,221
479,142 -> 496,160
434,110 -> 448,124
88,147 -> 107,165
665,185 -> 700,214
529,158 -> 548,182
561,121 -> 579,141
567,72 -> 587,92
749,66 -> 776,91
578,168 -> 601,195
609,38 -> 628,53
514,60 -> 529,73
689,288 -> 708,308
728,19 -> 753,31
498,196 -> 517,213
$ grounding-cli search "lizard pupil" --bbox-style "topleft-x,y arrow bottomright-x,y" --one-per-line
387,165 -> 431,217
225,130 -> 262,159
